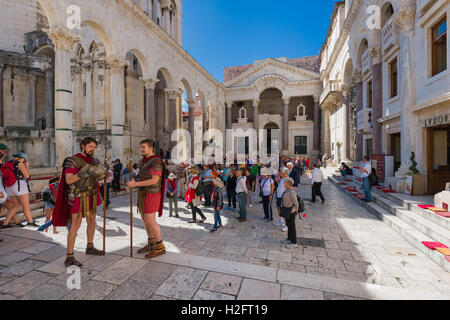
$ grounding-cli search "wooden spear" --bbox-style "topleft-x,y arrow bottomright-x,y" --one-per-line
129,159 -> 133,258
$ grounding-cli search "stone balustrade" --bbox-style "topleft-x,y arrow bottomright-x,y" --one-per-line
361,50 -> 370,74
382,18 -> 399,54
357,109 -> 372,134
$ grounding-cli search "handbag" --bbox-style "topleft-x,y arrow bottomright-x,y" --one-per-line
184,190 -> 192,203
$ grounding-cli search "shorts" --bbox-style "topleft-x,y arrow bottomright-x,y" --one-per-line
44,201 -> 55,210
5,180 -> 29,197
276,197 -> 282,208
141,193 -> 161,214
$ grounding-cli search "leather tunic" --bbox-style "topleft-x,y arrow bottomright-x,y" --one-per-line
63,155 -> 100,205
136,157 -> 163,195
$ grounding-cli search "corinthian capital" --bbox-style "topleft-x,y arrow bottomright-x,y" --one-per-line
165,88 -> 181,100
352,68 -> 362,84
106,56 -> 129,73
140,77 -> 159,90
43,27 -> 80,51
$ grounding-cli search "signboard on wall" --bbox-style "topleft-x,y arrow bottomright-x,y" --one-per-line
371,154 -> 384,182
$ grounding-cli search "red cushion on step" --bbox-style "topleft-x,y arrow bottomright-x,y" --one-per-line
338,183 -> 347,185
422,242 -> 448,250
435,212 -> 450,218
383,190 -> 397,193
344,179 -> 352,182
418,205 -> 434,209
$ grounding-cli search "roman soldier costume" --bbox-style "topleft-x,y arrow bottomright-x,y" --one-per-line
135,154 -> 166,258
52,152 -> 106,266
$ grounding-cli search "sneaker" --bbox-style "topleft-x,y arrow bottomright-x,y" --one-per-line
188,220 -> 196,224
210,228 -> 217,233
281,238 -> 291,245
199,218 -> 207,223
238,218 -> 247,222
281,226 -> 288,232
232,208 -> 236,212
225,206 -> 231,211
249,204 -> 253,208
0,224 -> 13,230
285,243 -> 298,249
273,221 -> 281,227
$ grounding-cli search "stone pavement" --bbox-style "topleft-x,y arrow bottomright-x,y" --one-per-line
1,171 -> 450,300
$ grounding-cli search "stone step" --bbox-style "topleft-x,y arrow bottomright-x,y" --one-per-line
329,176 -> 450,273
373,195 -> 450,245
152,252 -> 449,300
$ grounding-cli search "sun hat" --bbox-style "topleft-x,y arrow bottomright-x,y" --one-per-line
13,153 -> 27,161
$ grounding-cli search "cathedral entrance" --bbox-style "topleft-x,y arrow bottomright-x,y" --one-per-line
264,122 -> 279,155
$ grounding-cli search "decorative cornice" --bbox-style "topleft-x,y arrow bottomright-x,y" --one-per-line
225,58 -> 320,87
43,27 -> 80,52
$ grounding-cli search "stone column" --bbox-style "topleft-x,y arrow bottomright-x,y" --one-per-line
187,99 -> 196,159
83,62 -> 93,127
282,97 -> 290,153
107,56 -> 128,162
252,99 -> 259,130
353,70 -> 363,161
166,88 -> 179,150
370,47 -> 383,155
27,73 -> 37,127
341,87 -> 351,161
43,28 -> 80,167
161,0 -> 171,33
324,107 -> 331,155
141,78 -> 158,140
313,95 -> 320,152
226,101 -> 233,130
44,67 -> 55,129
395,6 -> 417,175
0,64 -> 4,129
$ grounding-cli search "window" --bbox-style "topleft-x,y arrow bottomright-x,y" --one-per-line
83,82 -> 86,97
367,80 -> 373,108
431,17 -> 447,76
389,58 -> 398,98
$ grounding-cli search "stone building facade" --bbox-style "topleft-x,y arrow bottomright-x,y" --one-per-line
320,0 -> 449,194
223,56 -> 323,158
0,0 -> 225,172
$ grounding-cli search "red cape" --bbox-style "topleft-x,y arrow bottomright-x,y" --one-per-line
142,155 -> 166,218
52,153 -> 95,227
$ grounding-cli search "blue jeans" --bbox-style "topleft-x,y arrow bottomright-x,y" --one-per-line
340,170 -> 346,177
362,177 -> 371,201
214,210 -> 222,229
237,193 -> 247,219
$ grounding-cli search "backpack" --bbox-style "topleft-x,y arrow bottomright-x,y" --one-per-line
0,160 -> 22,190
194,178 -> 204,197
297,195 -> 305,213
369,172 -> 379,186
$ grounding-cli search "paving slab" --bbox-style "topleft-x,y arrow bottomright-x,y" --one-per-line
281,284 -> 324,300
200,272 -> 242,296
0,271 -> 53,296
106,279 -> 158,300
154,266 -> 208,300
19,242 -> 58,255
193,289 -> 236,300
21,283 -> 72,300
131,261 -> 178,286
0,259 -> 46,276
62,280 -> 117,300
237,279 -> 280,300
92,257 -> 148,286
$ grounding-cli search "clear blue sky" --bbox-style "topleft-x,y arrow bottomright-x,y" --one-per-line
182,0 -> 337,83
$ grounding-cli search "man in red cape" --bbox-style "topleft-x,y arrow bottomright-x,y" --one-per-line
53,137 -> 106,267
127,139 -> 166,259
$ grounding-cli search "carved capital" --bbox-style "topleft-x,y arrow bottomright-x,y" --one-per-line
140,77 -> 159,90
283,96 -> 291,105
165,88 -> 180,100
252,98 -> 260,106
352,68 -> 362,84
226,101 -> 233,109
341,84 -> 351,98
43,27 -> 80,51
313,95 -> 320,103
44,68 -> 54,78
368,46 -> 382,65
106,56 -> 128,73
28,73 -> 37,86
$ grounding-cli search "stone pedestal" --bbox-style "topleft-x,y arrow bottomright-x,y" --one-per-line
435,191 -> 450,209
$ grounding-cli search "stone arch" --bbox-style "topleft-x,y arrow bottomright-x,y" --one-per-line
381,1 -> 395,27
343,58 -> 354,86
36,0 -> 59,28
253,75 -> 288,98
155,66 -> 175,89
180,79 -> 194,100
355,38 -> 369,68
78,20 -> 113,57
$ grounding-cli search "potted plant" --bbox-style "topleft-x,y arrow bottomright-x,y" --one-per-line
404,152 -> 425,196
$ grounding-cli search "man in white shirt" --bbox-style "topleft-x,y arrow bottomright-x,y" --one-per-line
311,163 -> 325,204
359,156 -> 372,202
260,168 -> 275,222
235,169 -> 248,222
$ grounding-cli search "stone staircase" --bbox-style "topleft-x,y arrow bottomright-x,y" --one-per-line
328,172 -> 450,273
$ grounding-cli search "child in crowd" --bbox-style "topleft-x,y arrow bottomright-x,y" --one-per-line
210,172 -> 224,233
41,177 -> 60,234
166,173 -> 179,218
